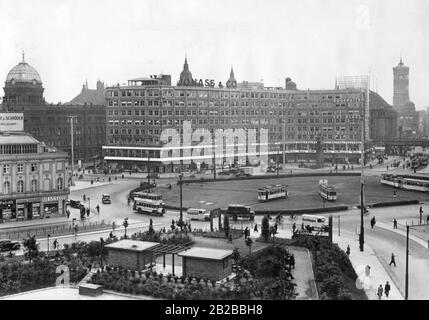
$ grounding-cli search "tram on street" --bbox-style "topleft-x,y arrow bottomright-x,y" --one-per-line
257,184 -> 288,202
318,179 -> 337,201
380,174 -> 429,193
133,192 -> 163,202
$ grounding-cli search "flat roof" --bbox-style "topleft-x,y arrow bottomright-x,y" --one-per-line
0,134 -> 39,145
178,247 -> 232,261
105,240 -> 159,252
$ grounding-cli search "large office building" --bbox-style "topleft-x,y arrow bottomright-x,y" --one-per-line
1,55 -> 106,163
103,58 -> 396,172
0,131 -> 69,223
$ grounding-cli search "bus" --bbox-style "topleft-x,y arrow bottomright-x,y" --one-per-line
133,192 -> 162,202
301,214 -> 329,232
133,198 -> 165,216
186,208 -> 210,221
318,179 -> 337,201
258,184 -> 288,202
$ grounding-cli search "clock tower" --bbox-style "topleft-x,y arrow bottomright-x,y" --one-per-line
393,58 -> 410,111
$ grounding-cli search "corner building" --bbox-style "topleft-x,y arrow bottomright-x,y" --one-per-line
0,132 -> 69,222
103,59 -> 393,171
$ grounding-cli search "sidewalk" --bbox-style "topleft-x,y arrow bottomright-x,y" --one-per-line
0,216 -> 69,231
377,221 -> 429,249
69,180 -> 111,192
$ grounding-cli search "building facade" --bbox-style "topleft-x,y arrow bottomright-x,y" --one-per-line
1,56 -> 106,163
102,58 -> 396,171
0,132 -> 69,223
369,91 -> 397,142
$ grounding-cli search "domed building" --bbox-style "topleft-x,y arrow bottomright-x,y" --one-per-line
2,54 -> 45,106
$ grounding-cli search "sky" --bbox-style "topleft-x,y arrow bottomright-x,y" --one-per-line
0,0 -> 428,109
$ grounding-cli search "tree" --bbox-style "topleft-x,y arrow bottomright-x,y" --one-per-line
261,216 -> 270,241
224,214 -> 230,238
22,235 -> 39,263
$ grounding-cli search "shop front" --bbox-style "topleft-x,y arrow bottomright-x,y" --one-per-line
0,200 -> 16,222
42,195 -> 67,218
15,198 -> 42,221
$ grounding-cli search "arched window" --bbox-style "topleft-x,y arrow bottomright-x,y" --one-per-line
31,180 -> 38,193
17,180 -> 24,193
3,181 -> 10,194
43,179 -> 51,191
57,177 -> 63,190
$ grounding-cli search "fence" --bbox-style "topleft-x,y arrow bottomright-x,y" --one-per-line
0,220 -> 112,240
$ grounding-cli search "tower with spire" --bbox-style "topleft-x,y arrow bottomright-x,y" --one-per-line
178,55 -> 193,86
226,67 -> 237,88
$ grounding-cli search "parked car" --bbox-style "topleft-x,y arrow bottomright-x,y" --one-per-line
102,194 -> 111,204
0,239 -> 21,252
218,171 -> 231,176
67,199 -> 83,209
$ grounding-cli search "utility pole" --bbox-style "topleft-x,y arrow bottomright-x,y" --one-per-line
179,173 -> 183,224
277,146 -> 280,176
67,116 -> 77,187
213,150 -> 216,180
359,78 -> 369,252
405,225 -> 409,300
147,155 -> 151,193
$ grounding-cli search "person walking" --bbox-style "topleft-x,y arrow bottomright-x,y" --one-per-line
377,285 -> 383,300
254,224 -> 258,233
370,217 -> 376,229
244,227 -> 248,239
389,253 -> 396,267
66,209 -> 70,219
393,219 -> 398,229
86,207 -> 90,217
53,239 -> 58,250
384,281 -> 391,298
292,222 -> 296,234
346,245 -> 351,257
74,225 -> 79,237
96,205 -> 100,215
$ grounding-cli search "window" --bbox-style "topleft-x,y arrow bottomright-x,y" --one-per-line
30,163 -> 38,172
3,181 -> 10,194
17,180 -> 24,193
44,179 -> 51,191
31,180 -> 38,193
17,163 -> 24,174
57,177 -> 64,190
3,164 -> 10,174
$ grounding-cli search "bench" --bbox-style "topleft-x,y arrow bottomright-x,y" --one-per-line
79,283 -> 103,297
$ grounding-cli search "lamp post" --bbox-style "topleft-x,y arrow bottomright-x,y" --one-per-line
67,116 -> 78,187
405,225 -> 410,300
179,173 -> 183,224
213,150 -> 217,180
359,81 -> 368,252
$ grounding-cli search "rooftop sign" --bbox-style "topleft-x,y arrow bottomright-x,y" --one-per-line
0,113 -> 24,132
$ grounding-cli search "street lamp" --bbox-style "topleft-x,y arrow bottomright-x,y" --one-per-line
179,173 -> 183,224
47,234 -> 50,255
405,225 -> 410,300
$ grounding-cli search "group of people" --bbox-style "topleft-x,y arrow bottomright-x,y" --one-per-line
377,282 -> 391,299
283,253 -> 295,280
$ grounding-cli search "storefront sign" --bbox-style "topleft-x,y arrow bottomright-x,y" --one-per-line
42,195 -> 68,202
0,113 -> 24,131
0,200 -> 15,206
178,79 -> 237,88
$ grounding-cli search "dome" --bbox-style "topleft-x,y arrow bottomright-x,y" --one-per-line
6,60 -> 42,84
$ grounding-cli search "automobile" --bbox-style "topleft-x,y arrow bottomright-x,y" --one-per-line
218,171 -> 231,176
67,199 -> 84,209
102,194 -> 111,204
0,239 -> 21,252
235,172 -> 251,178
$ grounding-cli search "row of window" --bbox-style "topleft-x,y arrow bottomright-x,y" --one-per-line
2,177 -> 64,194
2,162 -> 63,174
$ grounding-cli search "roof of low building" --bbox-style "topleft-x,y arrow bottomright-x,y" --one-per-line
105,240 -> 159,252
68,89 -> 105,106
0,133 -> 39,145
178,247 -> 232,260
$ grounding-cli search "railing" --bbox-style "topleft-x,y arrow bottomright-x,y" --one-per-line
0,219 -> 112,240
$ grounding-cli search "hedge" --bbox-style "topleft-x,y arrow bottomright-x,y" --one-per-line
255,206 -> 349,216
357,199 -> 419,209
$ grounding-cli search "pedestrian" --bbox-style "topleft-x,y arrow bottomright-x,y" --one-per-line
292,222 -> 296,234
96,205 -> 100,214
83,194 -> 86,202
86,207 -> 90,217
386,165 -> 389,171
346,245 -> 350,256
254,224 -> 258,233
74,225 -> 79,236
393,219 -> 397,229
301,223 -> 304,230
384,281 -> 391,298
53,239 -> 58,250
66,209 -> 70,219
427,215 -> 429,224
370,216 -> 376,229
109,231 -> 114,239
244,227 -> 248,239
377,285 -> 383,300
389,253 -> 396,267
